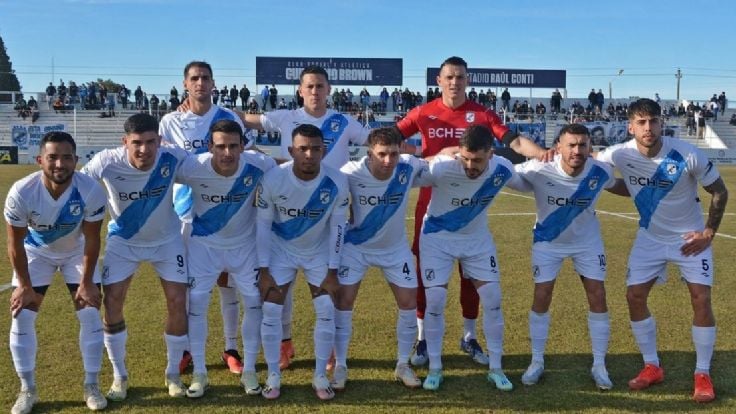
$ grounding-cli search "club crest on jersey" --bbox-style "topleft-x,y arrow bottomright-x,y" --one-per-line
160,164 -> 170,178
493,175 -> 504,187
666,163 -> 678,175
465,112 -> 475,123
330,119 -> 341,132
243,175 -> 253,187
69,203 -> 82,216
398,170 -> 408,185
588,178 -> 599,190
425,269 -> 435,281
320,190 -> 331,204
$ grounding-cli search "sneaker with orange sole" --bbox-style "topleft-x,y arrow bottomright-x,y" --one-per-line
222,349 -> 244,375
628,363 -> 664,390
693,373 -> 715,403
279,339 -> 295,370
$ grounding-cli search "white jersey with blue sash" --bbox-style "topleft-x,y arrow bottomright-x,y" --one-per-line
597,137 -> 720,243
511,156 -> 615,249
81,146 -> 188,247
422,154 -> 514,239
260,108 -> 369,168
159,105 -> 252,219
341,154 -> 429,253
4,171 -> 106,259
257,162 -> 349,258
177,151 -> 275,248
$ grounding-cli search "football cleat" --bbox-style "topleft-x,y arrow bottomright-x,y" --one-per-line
11,388 -> 39,414
521,361 -> 544,386
240,370 -> 262,396
261,372 -> 281,400
186,372 -> 208,398
106,378 -> 128,401
394,363 -> 422,388
178,350 -> 192,375
331,365 -> 348,391
628,363 -> 664,390
312,374 -> 335,400
487,369 -> 513,391
221,349 -> 244,375
591,365 -> 613,390
165,374 -> 186,398
460,338 -> 490,365
422,369 -> 443,391
279,339 -> 295,370
693,373 -> 715,403
410,339 -> 428,366
84,383 -> 108,411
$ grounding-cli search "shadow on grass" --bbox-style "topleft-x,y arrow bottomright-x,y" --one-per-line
35,351 -> 734,412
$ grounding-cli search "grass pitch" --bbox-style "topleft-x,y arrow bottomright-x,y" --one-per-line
0,164 -> 735,413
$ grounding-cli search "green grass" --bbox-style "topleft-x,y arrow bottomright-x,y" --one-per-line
0,164 -> 735,413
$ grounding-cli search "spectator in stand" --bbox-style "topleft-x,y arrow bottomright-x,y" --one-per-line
468,87 -> 478,103
220,85 -> 229,107
359,87 -> 370,110
696,108 -> 706,139
27,96 -> 37,111
260,85 -> 269,111
134,86 -> 144,109
269,84 -> 278,110
170,86 -> 179,100
229,85 -> 238,110
415,91 -> 423,107
718,92 -> 727,115
332,89 -> 342,112
551,88 -> 562,113
118,85 -> 130,109
426,88 -> 434,103
79,84 -> 88,109
402,88 -> 413,111
536,102 -> 546,115
277,98 -> 287,109
15,97 -> 29,119
380,87 -> 389,111
729,113 -> 736,126
107,91 -> 116,117
489,91 -> 497,111
212,86 -> 220,106
69,82 -> 79,105
52,96 -> 65,113
588,89 -> 596,109
391,88 -> 399,112
142,93 -> 149,112
239,84 -> 251,111
150,95 -> 160,118
595,89 -> 605,113
501,88 -> 511,111
99,84 -> 108,109
654,93 -> 661,104
45,82 -> 56,109
686,107 -> 696,135
346,88 -> 354,107
169,95 -> 181,112
478,89 -> 487,107
57,81 -> 67,101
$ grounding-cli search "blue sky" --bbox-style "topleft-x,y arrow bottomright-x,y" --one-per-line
1,0 -> 735,102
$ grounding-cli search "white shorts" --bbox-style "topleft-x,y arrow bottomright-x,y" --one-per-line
419,233 -> 500,287
12,249 -> 100,288
338,243 -> 417,289
531,240 -> 607,284
100,237 -> 188,286
627,229 -> 714,287
269,244 -> 328,287
187,237 -> 259,296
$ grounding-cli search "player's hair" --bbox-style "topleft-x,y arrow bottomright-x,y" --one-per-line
554,123 -> 590,144
300,65 -> 330,83
367,127 -> 402,147
209,119 -> 244,138
124,113 -> 159,134
292,123 -> 324,140
459,125 -> 493,152
440,56 -> 468,71
183,61 -> 213,78
628,98 -> 661,120
40,131 -> 76,153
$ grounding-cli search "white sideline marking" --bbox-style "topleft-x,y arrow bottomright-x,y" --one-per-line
0,283 -> 12,292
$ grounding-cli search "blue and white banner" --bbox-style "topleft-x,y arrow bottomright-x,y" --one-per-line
426,68 -> 566,88
257,57 -> 403,86
11,124 -> 67,151
507,122 -> 546,147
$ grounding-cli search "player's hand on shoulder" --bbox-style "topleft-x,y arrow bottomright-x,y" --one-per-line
178,97 -> 190,112
538,147 -> 556,162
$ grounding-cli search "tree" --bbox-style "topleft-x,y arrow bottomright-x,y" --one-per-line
0,35 -> 22,103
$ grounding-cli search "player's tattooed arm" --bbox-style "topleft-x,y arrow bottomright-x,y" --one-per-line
703,177 -> 729,236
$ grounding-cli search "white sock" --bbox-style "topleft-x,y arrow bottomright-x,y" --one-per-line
478,283 -> 504,370
10,309 -> 38,389
76,307 -> 104,382
312,295 -> 335,376
219,286 -> 240,351
416,318 -> 425,341
188,291 -> 211,374
164,334 -> 189,377
630,316 -> 659,366
424,287 -> 447,370
529,310 -> 550,364
692,325 -> 716,374
588,311 -> 610,367
281,287 -> 294,340
397,309 -> 417,364
463,317 -> 477,341
104,329 -> 128,379
334,310 -> 353,368
261,302 -> 283,374
242,295 -> 263,372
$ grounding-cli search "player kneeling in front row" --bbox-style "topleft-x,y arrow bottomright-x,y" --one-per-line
332,128 -> 431,391
176,120 -> 276,397
255,124 -> 349,400
6,132 -> 108,413
82,114 -> 190,400
420,125 -> 514,391
507,124 -> 627,390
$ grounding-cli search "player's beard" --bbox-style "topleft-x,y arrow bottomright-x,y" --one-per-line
44,168 -> 73,185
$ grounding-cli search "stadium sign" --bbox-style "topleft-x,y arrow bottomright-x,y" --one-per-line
256,57 -> 403,86
426,67 -> 566,88
11,124 -> 67,151
0,146 -> 18,164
